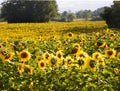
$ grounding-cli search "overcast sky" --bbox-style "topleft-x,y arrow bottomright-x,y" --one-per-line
0,0 -> 114,12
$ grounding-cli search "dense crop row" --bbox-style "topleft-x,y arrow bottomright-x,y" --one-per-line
0,21 -> 120,91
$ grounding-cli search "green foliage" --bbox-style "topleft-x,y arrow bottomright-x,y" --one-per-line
1,0 -> 58,23
101,1 -> 120,28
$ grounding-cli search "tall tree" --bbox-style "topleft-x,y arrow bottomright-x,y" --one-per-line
1,0 -> 58,23
101,1 -> 120,28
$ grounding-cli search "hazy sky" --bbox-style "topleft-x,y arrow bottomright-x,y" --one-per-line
0,0 -> 114,12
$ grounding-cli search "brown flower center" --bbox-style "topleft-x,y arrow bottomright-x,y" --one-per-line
21,52 -> 28,58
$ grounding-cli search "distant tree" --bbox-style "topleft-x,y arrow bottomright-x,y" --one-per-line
67,13 -> 76,22
1,0 -> 58,23
76,10 -> 92,20
101,1 -> 120,28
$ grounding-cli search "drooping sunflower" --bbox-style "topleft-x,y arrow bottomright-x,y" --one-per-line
65,56 -> 74,67
71,43 -> 80,54
18,63 -> 24,74
25,65 -> 33,75
86,57 -> 97,72
105,49 -> 116,58
38,60 -> 46,70
76,50 -> 89,60
77,58 -> 86,69
18,50 -> 31,62
92,52 -> 102,59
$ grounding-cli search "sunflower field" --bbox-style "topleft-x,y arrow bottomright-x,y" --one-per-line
0,21 -> 120,91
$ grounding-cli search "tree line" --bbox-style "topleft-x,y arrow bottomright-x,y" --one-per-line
0,0 -> 120,28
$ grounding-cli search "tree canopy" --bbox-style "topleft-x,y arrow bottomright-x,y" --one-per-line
1,0 -> 58,23
101,1 -> 120,28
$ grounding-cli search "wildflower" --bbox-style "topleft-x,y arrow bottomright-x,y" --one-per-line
18,50 -> 31,62
105,49 -> 116,58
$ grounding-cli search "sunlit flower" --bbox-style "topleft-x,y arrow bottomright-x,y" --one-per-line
67,32 -> 73,38
65,56 -> 73,66
109,33 -> 115,39
76,50 -> 89,59
114,68 -> 119,75
29,82 -> 34,89
18,50 -> 31,62
92,52 -> 102,59
38,60 -> 46,70
105,49 -> 116,58
43,52 -> 51,61
98,58 -> 105,66
71,43 -> 80,54
86,57 -> 97,72
25,65 -> 33,75
18,63 -> 24,74
4,52 -> 14,61
35,56 -> 43,62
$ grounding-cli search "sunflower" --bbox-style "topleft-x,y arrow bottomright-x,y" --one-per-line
71,43 -> 80,54
65,56 -> 73,67
105,49 -> 116,58
29,82 -> 34,89
18,50 -> 31,62
109,33 -> 115,39
114,68 -> 119,75
38,60 -> 46,70
35,56 -> 43,62
86,57 -> 97,72
43,52 -> 51,61
77,58 -> 86,69
0,53 -> 6,63
76,50 -> 89,60
18,63 -> 24,74
48,55 -> 58,67
117,52 -> 120,61
25,65 -> 33,75
92,52 -> 102,59
56,50 -> 63,64
4,52 -> 14,61
67,32 -> 73,38
95,41 -> 106,48
98,58 -> 105,66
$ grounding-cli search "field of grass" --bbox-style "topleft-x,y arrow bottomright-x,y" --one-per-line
0,21 -> 120,91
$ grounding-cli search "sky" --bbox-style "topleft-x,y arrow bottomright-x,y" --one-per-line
0,0 -> 114,12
